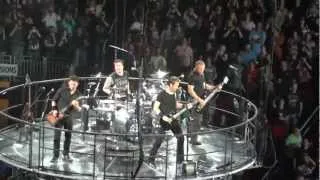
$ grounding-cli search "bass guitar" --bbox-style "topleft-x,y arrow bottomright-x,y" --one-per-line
195,76 -> 229,112
171,76 -> 229,120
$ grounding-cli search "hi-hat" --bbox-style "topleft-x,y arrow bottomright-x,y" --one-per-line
150,70 -> 168,79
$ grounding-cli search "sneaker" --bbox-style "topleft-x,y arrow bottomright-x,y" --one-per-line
62,154 -> 73,162
50,156 -> 58,163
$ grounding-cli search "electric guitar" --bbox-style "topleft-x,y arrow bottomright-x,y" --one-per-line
170,76 -> 229,120
47,96 -> 83,126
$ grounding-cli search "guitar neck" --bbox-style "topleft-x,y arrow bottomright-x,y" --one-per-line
172,100 -> 197,119
203,88 -> 219,105
199,78 -> 228,110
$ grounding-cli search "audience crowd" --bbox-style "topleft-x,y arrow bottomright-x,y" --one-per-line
0,0 -> 318,179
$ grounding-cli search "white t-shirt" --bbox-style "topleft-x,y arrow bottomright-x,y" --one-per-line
241,21 -> 256,31
42,12 -> 60,28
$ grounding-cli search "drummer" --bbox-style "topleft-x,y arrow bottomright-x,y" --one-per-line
103,59 -> 130,101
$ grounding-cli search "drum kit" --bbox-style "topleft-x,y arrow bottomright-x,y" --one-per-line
86,70 -> 186,136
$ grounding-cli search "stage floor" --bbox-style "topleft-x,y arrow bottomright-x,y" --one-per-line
0,117 -> 256,179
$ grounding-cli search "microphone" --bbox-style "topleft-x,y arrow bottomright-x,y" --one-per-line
39,86 -> 46,92
178,74 -> 185,79
46,88 -> 55,96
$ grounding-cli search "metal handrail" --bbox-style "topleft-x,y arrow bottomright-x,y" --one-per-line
0,77 -> 259,179
0,78 -> 258,137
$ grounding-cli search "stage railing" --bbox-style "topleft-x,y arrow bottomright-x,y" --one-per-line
0,77 -> 258,179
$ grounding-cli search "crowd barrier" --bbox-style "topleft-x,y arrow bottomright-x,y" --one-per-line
0,55 -> 70,81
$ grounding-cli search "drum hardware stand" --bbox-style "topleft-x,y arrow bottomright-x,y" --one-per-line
82,81 -> 98,140
180,87 -> 198,176
92,73 -> 102,98
185,116 -> 191,161
181,112 -> 198,177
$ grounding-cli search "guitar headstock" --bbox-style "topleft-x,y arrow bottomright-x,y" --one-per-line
222,76 -> 229,85
217,76 -> 229,89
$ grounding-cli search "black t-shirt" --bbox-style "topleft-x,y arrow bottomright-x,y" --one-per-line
157,90 -> 176,116
110,71 -> 129,97
187,71 -> 206,98
52,86 -> 81,114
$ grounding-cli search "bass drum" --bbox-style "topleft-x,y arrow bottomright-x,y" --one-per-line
111,103 -> 136,134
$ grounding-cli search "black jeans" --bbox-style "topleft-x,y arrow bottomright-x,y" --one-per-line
149,120 -> 184,163
189,109 -> 202,143
53,116 -> 73,158
81,109 -> 89,131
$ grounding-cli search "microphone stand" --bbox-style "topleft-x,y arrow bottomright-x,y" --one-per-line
93,77 -> 101,98
82,82 -> 95,136
132,57 -> 144,178
18,88 -> 44,142
133,1 -> 148,178
131,47 -> 150,178
39,92 -> 52,169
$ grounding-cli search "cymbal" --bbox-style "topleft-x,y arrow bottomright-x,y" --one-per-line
150,70 -> 169,79
88,82 -> 96,86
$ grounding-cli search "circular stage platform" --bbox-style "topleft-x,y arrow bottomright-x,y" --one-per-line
0,77 -> 258,179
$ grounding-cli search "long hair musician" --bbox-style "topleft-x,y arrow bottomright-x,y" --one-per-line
49,75 -> 82,163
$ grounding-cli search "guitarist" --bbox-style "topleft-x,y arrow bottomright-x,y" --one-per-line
148,76 -> 192,167
187,60 -> 219,145
50,75 -> 82,163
